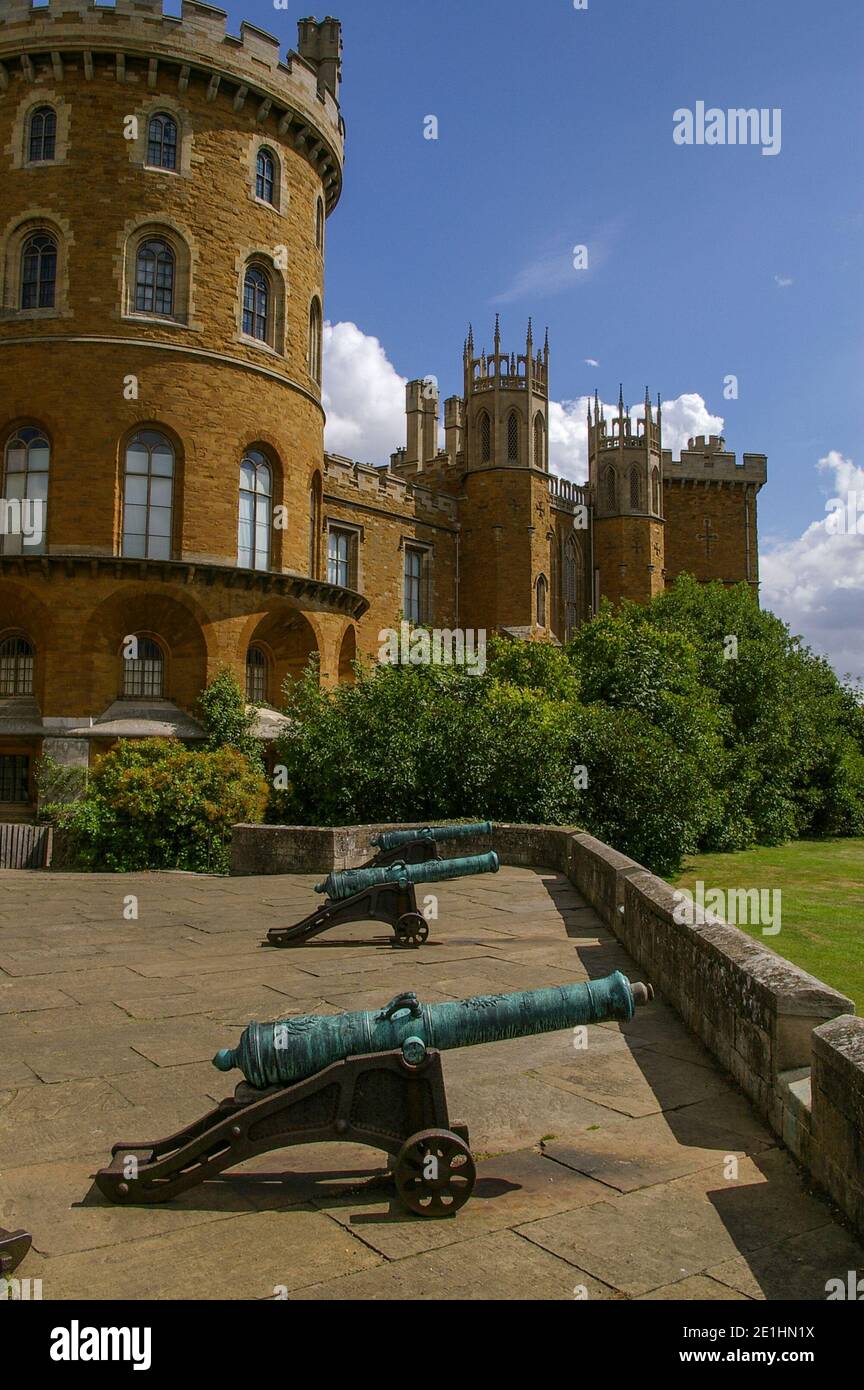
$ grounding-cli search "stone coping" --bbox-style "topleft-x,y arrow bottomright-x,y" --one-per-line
230,819 -> 863,1236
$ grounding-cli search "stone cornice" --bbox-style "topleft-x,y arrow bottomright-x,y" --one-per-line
0,552 -> 369,619
0,335 -> 325,413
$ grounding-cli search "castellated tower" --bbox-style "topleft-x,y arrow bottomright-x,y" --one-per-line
0,1 -> 362,805
457,317 -> 554,634
588,387 -> 665,606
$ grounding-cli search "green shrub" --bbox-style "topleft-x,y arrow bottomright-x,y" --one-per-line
45,739 -> 268,873
197,667 -> 264,769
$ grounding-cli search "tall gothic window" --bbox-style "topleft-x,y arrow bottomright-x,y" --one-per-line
479,411 -> 491,463
535,574 -> 548,628
238,450 -> 272,571
123,636 -> 164,697
256,148 -> 275,204
243,265 -> 270,342
534,413 -> 545,470
507,411 -> 519,462
603,466 -> 617,512
308,297 -> 322,382
245,646 -> 268,703
2,427 -> 50,556
652,466 -> 661,514
21,233 -> 57,309
0,637 -> 34,696
404,547 -> 425,623
308,473 -> 322,577
122,431 -> 174,560
135,239 -> 175,316
327,527 -> 355,588
28,106 -> 56,163
563,535 -> 583,641
146,113 -> 178,171
630,466 -> 641,510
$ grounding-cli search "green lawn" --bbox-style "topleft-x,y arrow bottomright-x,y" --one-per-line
673,838 -> 864,1011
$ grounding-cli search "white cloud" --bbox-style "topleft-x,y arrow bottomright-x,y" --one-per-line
322,320 -> 407,464
548,392 -> 724,483
761,451 -> 864,683
584,357 -> 600,367
774,274 -> 793,288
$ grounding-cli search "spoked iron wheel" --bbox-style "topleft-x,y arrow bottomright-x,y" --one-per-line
393,912 -> 429,948
394,1127 -> 476,1216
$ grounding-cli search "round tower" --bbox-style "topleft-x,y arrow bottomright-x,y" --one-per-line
0,1 -> 362,813
588,386 -> 665,607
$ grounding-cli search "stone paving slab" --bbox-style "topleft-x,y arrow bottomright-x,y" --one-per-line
1,865 -> 862,1302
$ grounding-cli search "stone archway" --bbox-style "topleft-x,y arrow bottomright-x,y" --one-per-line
242,608 -> 319,706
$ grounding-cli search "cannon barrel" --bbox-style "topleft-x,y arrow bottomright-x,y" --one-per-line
213,971 -> 653,1089
315,850 -> 499,901
371,821 -> 492,851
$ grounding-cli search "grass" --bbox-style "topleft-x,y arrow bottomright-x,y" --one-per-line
672,837 -> 864,1012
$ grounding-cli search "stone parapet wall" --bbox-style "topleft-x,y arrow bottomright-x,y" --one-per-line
230,818 -> 863,1235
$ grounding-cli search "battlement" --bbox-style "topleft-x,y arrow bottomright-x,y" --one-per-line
548,473 -> 589,513
323,453 -> 459,521
0,2 -> 344,201
588,389 -> 662,455
664,434 -> 768,486
464,318 -> 549,400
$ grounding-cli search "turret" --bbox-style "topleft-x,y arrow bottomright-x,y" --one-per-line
296,15 -> 343,100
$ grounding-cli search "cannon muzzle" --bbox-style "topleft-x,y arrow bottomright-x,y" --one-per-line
371,821 -> 492,851
213,970 -> 653,1089
315,850 -> 499,901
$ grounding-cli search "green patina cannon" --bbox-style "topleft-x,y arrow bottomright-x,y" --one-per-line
95,971 -> 652,1218
364,821 -> 492,868
264,850 -> 500,949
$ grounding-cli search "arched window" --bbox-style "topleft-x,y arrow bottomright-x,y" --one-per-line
308,472 -> 322,577
315,198 -> 324,250
123,636 -> 164,697
135,238 -> 175,317
479,411 -> 491,463
603,466 -> 617,512
245,646 -> 268,703
243,265 -> 270,343
564,534 -> 584,641
2,427 -> 50,556
629,466 -> 641,510
308,297 -> 323,383
256,148 -> 276,204
0,637 -> 34,696
507,411 -> 519,462
652,466 -> 661,515
238,449 -> 272,571
28,106 -> 56,163
535,574 -> 548,628
122,431 -> 174,560
146,113 -> 178,171
21,233 -> 57,309
534,413 -> 546,470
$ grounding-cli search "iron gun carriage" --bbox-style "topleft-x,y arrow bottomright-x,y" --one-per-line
264,849 -> 500,949
364,821 -> 492,868
95,971 -> 653,1218
0,1227 -> 32,1278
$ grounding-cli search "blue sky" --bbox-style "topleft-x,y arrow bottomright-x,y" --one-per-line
214,0 -> 863,675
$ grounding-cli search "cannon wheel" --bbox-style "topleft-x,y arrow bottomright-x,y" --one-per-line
393,1127 -> 476,1217
393,913 -> 429,948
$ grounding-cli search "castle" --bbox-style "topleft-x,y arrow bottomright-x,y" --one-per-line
0,2 -> 766,818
